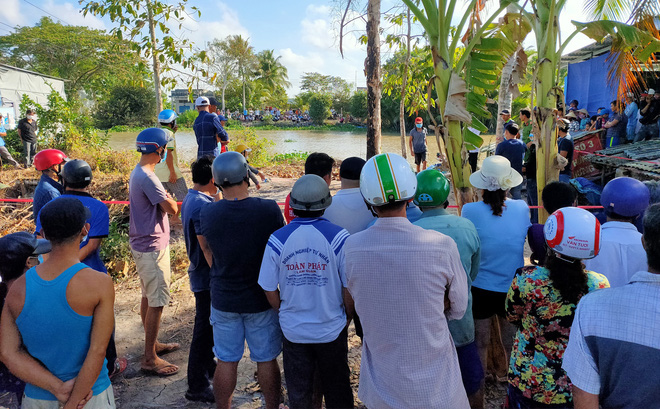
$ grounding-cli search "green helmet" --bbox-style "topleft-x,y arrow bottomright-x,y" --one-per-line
414,168 -> 451,207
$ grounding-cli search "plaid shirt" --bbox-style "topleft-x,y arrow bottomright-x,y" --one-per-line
193,111 -> 227,158
563,271 -> 660,408
345,217 -> 470,409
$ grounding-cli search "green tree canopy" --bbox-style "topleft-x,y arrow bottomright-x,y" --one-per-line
95,85 -> 157,129
0,17 -> 149,100
349,91 -> 368,121
309,94 -> 332,124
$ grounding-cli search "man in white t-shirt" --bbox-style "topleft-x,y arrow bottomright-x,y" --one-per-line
324,157 -> 375,234
154,110 -> 188,203
584,177 -> 649,287
258,175 -> 354,409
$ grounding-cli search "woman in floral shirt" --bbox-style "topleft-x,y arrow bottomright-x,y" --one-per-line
505,207 -> 610,408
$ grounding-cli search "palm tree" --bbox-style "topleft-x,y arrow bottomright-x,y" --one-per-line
254,50 -> 291,95
225,35 -> 256,112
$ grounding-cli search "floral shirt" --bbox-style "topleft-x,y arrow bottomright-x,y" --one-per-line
505,266 -> 609,405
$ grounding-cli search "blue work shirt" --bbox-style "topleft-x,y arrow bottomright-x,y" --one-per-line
462,199 -> 530,293
35,191 -> 110,273
32,174 -> 63,220
496,138 -> 527,175
0,125 -> 6,147
193,111 -> 227,158
414,208 -> 481,347
181,189 -> 214,292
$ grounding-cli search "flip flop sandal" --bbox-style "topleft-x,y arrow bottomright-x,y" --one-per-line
156,342 -> 180,356
110,357 -> 128,379
141,362 -> 179,377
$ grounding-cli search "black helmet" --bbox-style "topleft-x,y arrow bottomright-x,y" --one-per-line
61,159 -> 93,188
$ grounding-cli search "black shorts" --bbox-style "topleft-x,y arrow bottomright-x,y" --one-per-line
471,286 -> 508,320
414,151 -> 427,165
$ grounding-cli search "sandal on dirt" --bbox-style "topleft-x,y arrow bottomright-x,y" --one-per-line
156,342 -> 180,356
141,362 -> 179,377
109,357 -> 128,379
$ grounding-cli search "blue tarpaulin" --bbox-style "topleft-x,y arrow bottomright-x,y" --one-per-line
565,53 -> 618,116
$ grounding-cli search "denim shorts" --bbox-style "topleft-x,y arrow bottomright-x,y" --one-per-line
210,307 -> 282,363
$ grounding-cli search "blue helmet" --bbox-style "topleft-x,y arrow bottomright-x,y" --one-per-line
600,177 -> 650,217
158,109 -> 177,124
136,128 -> 172,154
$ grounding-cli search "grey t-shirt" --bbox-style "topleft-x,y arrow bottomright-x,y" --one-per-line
129,164 -> 170,252
606,113 -> 626,140
410,127 -> 427,153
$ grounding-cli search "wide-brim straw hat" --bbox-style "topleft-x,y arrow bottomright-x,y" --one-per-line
470,155 -> 523,191
578,108 -> 589,115
565,111 -> 578,119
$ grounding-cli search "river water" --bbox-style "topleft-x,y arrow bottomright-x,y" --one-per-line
107,129 -> 445,164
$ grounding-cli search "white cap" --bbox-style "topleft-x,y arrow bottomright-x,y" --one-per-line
648,89 -> 656,95
195,96 -> 210,106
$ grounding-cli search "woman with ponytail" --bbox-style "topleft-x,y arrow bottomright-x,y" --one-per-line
505,208 -> 610,408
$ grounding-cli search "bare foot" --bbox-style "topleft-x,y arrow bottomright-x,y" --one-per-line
155,342 -> 180,355
141,356 -> 179,377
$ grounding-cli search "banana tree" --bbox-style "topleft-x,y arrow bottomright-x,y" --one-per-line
403,0 -> 515,209
512,1 -> 660,221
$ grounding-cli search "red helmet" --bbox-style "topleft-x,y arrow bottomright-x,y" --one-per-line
34,149 -> 68,171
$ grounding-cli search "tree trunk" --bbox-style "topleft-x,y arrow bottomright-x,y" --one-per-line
221,82 -> 227,113
496,53 -> 516,139
399,7 -> 412,159
365,0 -> 382,159
146,0 -> 162,114
242,79 -> 246,112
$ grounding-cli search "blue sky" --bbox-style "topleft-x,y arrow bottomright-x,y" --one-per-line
1,0 -> 597,95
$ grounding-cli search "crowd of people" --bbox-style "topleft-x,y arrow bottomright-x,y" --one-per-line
0,101 -> 659,409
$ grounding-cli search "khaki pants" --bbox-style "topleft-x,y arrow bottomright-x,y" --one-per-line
22,385 -> 115,409
131,247 -> 171,307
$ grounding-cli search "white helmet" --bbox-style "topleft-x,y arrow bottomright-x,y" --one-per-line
360,153 -> 417,206
544,207 -> 601,260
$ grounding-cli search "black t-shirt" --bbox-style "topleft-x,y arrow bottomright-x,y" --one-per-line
558,136 -> 574,176
200,197 -> 285,313
17,118 -> 37,143
639,100 -> 660,125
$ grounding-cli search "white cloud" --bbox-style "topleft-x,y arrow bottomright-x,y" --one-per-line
279,47 -> 325,93
176,2 -> 249,48
0,0 -> 24,27
43,1 -> 106,30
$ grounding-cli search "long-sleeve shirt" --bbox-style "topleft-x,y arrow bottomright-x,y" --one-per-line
345,217 -> 470,409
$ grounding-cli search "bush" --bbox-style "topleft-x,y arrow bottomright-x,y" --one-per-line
350,91 -> 368,121
227,128 -> 274,167
176,109 -> 198,128
309,94 -> 332,125
95,85 -> 156,129
19,92 -> 107,154
261,114 -> 273,125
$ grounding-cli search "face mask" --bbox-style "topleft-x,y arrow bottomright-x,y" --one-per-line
416,123 -> 422,128
81,227 -> 89,244
27,115 -> 37,120
159,149 -> 167,163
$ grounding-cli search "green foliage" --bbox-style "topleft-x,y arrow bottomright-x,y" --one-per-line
226,128 -> 274,167
300,72 -> 352,112
270,151 -> 309,164
19,92 -> 107,153
101,220 -> 132,279
309,94 -> 332,125
0,17 -> 150,100
223,35 -> 258,110
80,0 -> 209,92
176,109 -> 199,127
349,91 -> 368,121
95,85 -> 157,129
382,46 -> 435,117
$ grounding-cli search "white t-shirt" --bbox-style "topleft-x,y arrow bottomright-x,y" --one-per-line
258,218 -> 349,343
323,188 -> 376,234
154,129 -> 183,182
583,221 -> 647,287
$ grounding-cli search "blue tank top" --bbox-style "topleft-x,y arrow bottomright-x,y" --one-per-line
15,263 -> 110,400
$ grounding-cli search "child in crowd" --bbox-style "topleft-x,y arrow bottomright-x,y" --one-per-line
234,144 -> 267,189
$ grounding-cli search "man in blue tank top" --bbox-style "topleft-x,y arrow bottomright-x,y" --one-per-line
0,197 -> 115,409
